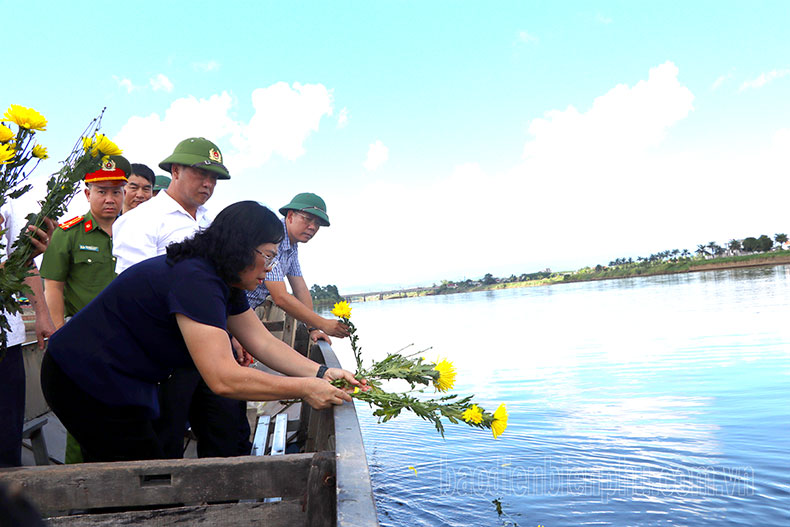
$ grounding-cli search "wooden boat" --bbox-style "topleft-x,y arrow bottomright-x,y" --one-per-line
0,321 -> 380,527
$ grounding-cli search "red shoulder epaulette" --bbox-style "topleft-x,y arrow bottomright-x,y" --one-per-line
59,215 -> 84,231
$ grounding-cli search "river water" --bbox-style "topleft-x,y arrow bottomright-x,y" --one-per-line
325,266 -> 790,527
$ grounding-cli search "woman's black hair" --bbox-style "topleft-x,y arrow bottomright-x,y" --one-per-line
167,201 -> 284,288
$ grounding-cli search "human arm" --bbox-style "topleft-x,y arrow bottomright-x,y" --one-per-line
230,335 -> 253,367
267,278 -> 350,339
177,312 -> 354,409
44,279 -> 66,329
25,267 -> 55,349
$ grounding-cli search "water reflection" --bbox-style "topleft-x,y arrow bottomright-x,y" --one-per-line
322,266 -> 790,526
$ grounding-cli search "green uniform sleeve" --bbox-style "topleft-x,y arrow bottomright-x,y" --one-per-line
39,227 -> 71,281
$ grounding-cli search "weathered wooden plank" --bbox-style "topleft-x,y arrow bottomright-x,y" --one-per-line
21,416 -> 49,466
46,498 -> 306,526
0,453 -> 315,516
250,415 -> 271,456
271,414 -> 288,456
22,341 -> 48,420
282,314 -> 298,347
315,341 -> 380,527
262,320 -> 284,332
305,451 -> 336,527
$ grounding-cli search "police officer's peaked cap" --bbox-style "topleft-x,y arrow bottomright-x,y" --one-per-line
84,155 -> 131,185
159,137 -> 230,180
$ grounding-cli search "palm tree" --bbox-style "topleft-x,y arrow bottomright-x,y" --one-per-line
696,245 -> 709,258
681,249 -> 691,259
728,239 -> 742,253
775,233 -> 788,250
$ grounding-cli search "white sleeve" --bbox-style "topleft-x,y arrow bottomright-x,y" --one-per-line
1,201 -> 24,262
112,213 -> 159,274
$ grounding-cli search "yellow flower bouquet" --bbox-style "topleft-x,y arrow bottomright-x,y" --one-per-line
330,301 -> 508,438
1,105 -> 121,356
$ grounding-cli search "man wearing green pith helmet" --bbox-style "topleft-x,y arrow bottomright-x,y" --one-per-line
113,137 -> 252,460
246,192 -> 350,343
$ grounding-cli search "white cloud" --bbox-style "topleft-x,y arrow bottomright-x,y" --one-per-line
711,72 -> 732,90
150,74 -> 174,92
113,76 -> 137,93
193,60 -> 221,72
231,82 -> 333,169
114,82 -> 334,176
337,107 -> 349,129
305,62 -> 707,290
595,13 -> 613,24
516,30 -> 538,44
523,62 -> 694,162
114,92 -> 239,172
739,68 -> 790,91
363,140 -> 389,171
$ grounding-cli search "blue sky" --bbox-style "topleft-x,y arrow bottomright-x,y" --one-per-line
4,1 -> 790,291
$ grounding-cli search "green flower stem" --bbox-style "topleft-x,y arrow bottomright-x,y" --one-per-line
1,110 -> 106,358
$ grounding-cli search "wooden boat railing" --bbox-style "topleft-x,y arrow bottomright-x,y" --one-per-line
1,337 -> 380,527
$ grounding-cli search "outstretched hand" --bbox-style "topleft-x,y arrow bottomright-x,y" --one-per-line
324,367 -> 369,392
321,319 -> 350,338
302,377 -> 353,409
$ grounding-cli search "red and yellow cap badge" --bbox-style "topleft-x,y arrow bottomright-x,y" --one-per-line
84,155 -> 131,185
209,148 -> 222,163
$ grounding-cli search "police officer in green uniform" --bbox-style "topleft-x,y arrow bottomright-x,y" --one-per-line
40,154 -> 130,464
41,155 -> 131,329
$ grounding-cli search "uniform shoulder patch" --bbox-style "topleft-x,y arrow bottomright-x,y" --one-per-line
59,215 -> 85,231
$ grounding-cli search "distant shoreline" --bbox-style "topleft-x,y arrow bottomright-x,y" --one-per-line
345,252 -> 790,303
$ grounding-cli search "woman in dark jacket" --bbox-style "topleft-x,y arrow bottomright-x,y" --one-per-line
41,201 -> 360,462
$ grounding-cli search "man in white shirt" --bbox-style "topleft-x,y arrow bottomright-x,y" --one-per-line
1,201 -> 56,467
113,138 -> 223,273
112,138 -> 251,459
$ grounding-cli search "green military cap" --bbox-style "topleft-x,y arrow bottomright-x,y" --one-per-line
279,192 -> 330,227
153,175 -> 171,191
159,137 -> 230,180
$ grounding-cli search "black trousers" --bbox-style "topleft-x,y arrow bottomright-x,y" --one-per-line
0,344 -> 24,467
153,365 -> 251,459
40,353 -> 165,462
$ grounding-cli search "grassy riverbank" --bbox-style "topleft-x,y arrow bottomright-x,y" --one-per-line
346,250 -> 790,303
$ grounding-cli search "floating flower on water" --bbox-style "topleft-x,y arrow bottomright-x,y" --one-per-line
2,104 -> 47,131
331,300 -> 352,319
90,133 -> 122,157
0,143 -> 15,164
491,403 -> 508,439
0,125 -> 13,143
32,144 -> 48,159
462,404 -> 483,424
432,358 -> 456,392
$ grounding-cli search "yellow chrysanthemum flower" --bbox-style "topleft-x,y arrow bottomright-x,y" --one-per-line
331,300 -> 352,319
432,358 -> 456,392
2,104 -> 47,131
462,404 -> 483,424
90,134 -> 122,157
32,144 -> 49,159
0,143 -> 15,164
0,125 -> 13,143
82,137 -> 93,151
491,403 -> 508,439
